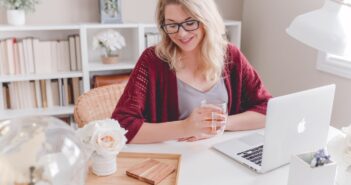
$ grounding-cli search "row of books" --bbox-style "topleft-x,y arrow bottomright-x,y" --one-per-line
2,77 -> 82,110
0,35 -> 82,76
145,32 -> 161,48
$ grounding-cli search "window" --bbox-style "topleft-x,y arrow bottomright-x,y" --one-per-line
316,52 -> 351,79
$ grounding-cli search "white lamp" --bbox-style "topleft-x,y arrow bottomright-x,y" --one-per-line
286,0 -> 351,59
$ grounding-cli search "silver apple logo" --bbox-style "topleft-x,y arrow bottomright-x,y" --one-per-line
297,118 -> 306,133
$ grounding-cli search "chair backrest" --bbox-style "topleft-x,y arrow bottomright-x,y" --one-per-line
74,83 -> 126,128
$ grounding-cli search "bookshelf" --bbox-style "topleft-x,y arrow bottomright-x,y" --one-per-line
0,20 -> 241,121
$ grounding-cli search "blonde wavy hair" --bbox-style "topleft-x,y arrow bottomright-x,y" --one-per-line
155,0 -> 228,82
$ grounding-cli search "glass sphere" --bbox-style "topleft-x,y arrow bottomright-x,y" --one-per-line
0,116 -> 89,185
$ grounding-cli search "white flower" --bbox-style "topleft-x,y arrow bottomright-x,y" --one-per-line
0,0 -> 40,12
92,29 -> 126,56
76,119 -> 127,157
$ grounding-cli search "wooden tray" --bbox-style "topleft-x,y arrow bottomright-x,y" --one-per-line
86,152 -> 181,185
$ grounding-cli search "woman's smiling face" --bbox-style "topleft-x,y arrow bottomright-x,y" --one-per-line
164,4 -> 204,53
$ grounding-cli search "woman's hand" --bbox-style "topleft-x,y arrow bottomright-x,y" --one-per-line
178,135 -> 212,142
178,113 -> 227,142
181,106 -> 225,141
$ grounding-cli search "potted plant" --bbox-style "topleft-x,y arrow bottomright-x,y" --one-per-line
92,29 -> 126,64
76,119 -> 127,176
0,0 -> 40,26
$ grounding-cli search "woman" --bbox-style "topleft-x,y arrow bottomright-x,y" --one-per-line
112,0 -> 271,143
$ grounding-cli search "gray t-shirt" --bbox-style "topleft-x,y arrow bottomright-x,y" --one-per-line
177,78 -> 228,120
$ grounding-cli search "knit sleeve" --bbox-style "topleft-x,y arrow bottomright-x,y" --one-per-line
111,49 -> 152,143
240,51 -> 271,114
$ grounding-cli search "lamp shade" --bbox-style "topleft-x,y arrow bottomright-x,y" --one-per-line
286,0 -> 351,59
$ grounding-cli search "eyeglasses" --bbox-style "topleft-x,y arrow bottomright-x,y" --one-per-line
161,20 -> 200,34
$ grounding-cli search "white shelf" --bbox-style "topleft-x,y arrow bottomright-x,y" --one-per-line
0,106 -> 74,120
0,72 -> 84,83
224,20 -> 241,26
141,23 -> 159,28
88,60 -> 136,71
0,24 -> 81,31
83,23 -> 139,29
0,21 -> 241,120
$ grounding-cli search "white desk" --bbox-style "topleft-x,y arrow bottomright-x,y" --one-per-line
122,127 -> 342,185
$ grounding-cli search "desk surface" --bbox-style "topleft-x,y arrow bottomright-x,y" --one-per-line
121,127 -> 341,185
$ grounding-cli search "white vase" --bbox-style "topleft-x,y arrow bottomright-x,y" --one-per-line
91,153 -> 117,176
7,10 -> 26,26
101,55 -> 119,64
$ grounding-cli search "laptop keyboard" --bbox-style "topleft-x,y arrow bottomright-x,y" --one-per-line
237,145 -> 263,166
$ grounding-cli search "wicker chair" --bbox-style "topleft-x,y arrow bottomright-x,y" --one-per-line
73,83 -> 126,128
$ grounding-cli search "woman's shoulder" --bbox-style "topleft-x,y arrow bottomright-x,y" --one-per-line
225,43 -> 243,67
139,46 -> 158,61
134,46 -> 171,76
226,43 -> 241,58
139,46 -> 166,65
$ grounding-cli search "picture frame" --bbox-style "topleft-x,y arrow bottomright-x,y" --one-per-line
99,0 -> 122,24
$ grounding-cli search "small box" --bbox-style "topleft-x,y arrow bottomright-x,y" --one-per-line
287,152 -> 337,185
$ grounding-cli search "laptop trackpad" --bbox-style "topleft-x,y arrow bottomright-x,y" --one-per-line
238,133 -> 264,147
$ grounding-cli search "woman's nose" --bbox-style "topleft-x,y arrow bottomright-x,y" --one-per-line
177,26 -> 188,37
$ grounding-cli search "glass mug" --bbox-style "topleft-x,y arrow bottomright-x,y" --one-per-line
201,99 -> 228,135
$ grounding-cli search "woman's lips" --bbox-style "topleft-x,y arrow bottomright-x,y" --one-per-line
179,36 -> 193,45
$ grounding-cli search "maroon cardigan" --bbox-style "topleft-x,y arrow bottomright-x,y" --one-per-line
111,44 -> 272,142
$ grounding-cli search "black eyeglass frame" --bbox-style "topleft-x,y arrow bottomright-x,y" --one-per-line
161,20 -> 200,34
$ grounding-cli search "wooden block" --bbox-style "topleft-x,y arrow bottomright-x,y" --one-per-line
126,159 -> 176,185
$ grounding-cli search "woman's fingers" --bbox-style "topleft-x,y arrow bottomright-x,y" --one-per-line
177,137 -> 191,141
185,106 -> 227,138
200,104 -> 225,114
182,105 -> 228,142
198,106 -> 224,114
201,113 -> 226,135
201,114 -> 226,127
181,134 -> 214,142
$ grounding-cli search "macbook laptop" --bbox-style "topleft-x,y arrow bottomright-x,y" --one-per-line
213,84 -> 335,173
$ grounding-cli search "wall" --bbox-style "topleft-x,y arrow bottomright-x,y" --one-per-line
242,0 -> 351,128
0,0 -> 242,24
0,0 -> 100,24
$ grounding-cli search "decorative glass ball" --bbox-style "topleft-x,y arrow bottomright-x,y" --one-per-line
0,116 -> 89,185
